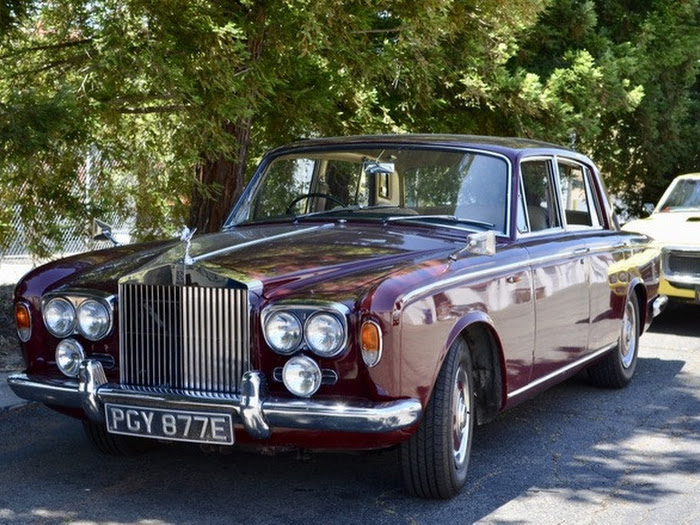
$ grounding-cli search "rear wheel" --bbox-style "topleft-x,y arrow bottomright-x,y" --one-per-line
587,292 -> 640,388
400,337 -> 474,499
83,420 -> 157,456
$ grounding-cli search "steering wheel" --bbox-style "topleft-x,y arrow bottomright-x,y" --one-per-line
285,193 -> 346,214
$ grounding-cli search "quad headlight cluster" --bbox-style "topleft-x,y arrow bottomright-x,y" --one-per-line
41,292 -> 114,378
263,305 -> 348,358
262,304 -> 349,398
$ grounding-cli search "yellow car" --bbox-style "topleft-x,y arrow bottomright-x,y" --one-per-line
623,173 -> 700,303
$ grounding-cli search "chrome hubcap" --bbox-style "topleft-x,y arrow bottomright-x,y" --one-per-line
620,300 -> 637,369
452,365 -> 471,468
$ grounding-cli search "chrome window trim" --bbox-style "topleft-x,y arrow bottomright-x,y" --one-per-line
228,145 -> 513,239
553,155 -> 603,231
519,155 -> 565,236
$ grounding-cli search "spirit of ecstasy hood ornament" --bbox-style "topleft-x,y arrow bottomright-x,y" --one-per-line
179,226 -> 197,266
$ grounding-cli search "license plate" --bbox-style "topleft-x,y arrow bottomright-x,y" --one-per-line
105,404 -> 234,445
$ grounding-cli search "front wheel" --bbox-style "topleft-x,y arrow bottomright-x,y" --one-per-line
400,337 -> 474,499
587,292 -> 640,389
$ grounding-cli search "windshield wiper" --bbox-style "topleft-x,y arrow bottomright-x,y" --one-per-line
383,215 -> 495,229
293,204 -> 400,220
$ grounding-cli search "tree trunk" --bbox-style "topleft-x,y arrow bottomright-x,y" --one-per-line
188,9 -> 264,234
188,117 -> 252,233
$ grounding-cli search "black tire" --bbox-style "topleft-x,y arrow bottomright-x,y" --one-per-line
587,292 -> 640,389
82,420 -> 157,456
400,337 -> 474,499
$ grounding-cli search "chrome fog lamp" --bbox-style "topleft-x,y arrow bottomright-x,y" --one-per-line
264,311 -> 302,354
282,355 -> 322,397
44,297 -> 76,338
304,312 -> 345,357
56,338 -> 85,377
77,299 -> 111,340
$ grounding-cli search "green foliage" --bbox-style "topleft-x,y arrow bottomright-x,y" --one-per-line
1,0 -> 699,255
513,0 -> 700,214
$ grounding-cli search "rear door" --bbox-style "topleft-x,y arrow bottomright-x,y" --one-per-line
518,157 -> 591,381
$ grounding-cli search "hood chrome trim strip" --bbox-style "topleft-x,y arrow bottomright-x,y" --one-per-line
192,223 -> 336,264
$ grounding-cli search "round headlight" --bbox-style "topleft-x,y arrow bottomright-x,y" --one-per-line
304,312 -> 345,357
77,299 -> 111,340
44,298 -> 76,338
264,311 -> 302,354
56,338 -> 85,377
282,355 -> 322,397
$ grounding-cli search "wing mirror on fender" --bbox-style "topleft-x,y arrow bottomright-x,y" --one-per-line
92,219 -> 120,246
449,230 -> 496,261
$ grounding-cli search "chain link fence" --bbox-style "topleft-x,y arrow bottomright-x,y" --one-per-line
0,153 -> 135,283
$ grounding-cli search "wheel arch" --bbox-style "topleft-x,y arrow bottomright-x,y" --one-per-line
630,279 -> 648,334
445,314 -> 505,426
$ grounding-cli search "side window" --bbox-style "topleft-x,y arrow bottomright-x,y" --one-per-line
557,161 -> 599,228
520,159 -> 560,232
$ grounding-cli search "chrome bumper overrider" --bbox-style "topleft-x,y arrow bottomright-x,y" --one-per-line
7,360 -> 422,440
652,294 -> 669,317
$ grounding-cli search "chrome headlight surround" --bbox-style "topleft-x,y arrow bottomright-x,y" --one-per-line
42,290 -> 114,341
262,311 -> 303,354
282,355 -> 322,397
304,311 -> 345,358
43,297 -> 76,338
56,338 -> 85,377
76,299 -> 112,341
262,303 -> 349,358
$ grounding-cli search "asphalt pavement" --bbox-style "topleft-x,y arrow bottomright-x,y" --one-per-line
0,371 -> 27,411
0,304 -> 698,524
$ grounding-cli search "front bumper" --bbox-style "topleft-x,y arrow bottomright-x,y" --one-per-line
661,246 -> 700,302
7,360 -> 422,440
659,277 -> 700,302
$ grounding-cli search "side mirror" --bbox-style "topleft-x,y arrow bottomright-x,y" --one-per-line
466,230 -> 496,256
449,230 -> 496,260
642,203 -> 654,216
92,219 -> 120,246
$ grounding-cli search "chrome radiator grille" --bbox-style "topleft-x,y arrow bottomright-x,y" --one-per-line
119,284 -> 250,394
666,251 -> 700,277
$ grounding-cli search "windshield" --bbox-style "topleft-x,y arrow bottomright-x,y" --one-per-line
229,146 -> 510,234
657,178 -> 700,212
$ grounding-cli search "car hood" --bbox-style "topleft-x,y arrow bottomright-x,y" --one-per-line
622,212 -> 700,246
113,222 -> 457,300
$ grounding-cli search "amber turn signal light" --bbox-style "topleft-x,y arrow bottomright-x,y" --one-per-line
360,320 -> 383,368
15,302 -> 32,342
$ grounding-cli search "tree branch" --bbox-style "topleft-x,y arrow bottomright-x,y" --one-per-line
118,105 -> 186,114
0,38 -> 93,59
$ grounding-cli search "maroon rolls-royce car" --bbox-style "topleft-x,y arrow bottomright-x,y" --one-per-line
9,135 -> 664,499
